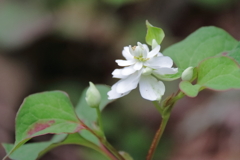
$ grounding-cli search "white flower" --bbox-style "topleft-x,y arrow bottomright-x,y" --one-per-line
108,40 -> 178,101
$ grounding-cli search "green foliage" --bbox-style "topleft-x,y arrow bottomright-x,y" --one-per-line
163,26 -> 238,70
3,85 -> 114,160
179,81 -> 201,97
75,85 -> 113,128
3,133 -> 106,160
2,134 -> 67,160
197,56 -> 240,90
145,20 -> 165,46
3,142 -> 52,160
3,91 -> 83,159
227,42 -> 240,64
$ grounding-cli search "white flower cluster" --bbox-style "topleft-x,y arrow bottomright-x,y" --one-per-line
108,40 -> 178,101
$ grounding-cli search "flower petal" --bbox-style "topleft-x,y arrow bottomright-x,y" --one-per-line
112,69 -> 127,78
143,44 -> 149,53
133,62 -> 143,70
122,47 -> 134,60
116,59 -> 135,66
139,76 -> 165,101
157,52 -> 163,56
121,66 -> 136,76
147,45 -> 160,58
154,67 -> 178,75
108,81 -> 130,99
134,46 -> 142,57
116,71 -> 141,93
145,56 -> 173,68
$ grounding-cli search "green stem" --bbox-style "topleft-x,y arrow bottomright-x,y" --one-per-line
82,123 -> 125,160
147,90 -> 185,160
146,113 -> 170,160
101,138 -> 125,160
96,106 -> 105,137
152,101 -> 163,114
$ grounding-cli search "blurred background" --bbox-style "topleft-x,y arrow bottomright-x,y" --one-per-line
0,0 -> 240,159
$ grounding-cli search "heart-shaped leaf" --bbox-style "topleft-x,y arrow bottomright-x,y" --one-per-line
197,56 -> 240,90
3,91 -> 83,160
163,26 -> 238,70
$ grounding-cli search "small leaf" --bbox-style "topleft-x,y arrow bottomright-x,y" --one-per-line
227,42 -> 240,64
4,91 -> 83,159
197,56 -> 240,90
2,132 -> 106,160
2,134 -> 66,160
179,81 -> 201,97
3,142 -> 52,160
75,85 -> 113,128
163,26 -> 238,70
145,20 -> 165,46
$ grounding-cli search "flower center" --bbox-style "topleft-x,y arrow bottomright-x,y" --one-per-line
134,56 -> 149,62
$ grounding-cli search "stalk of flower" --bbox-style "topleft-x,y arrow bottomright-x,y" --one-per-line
108,39 -> 178,101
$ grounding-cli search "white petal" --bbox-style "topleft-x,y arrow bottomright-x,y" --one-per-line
129,45 -> 134,56
139,76 -> 165,101
143,44 -> 149,53
157,52 -> 163,56
146,56 -> 173,69
122,47 -> 134,60
121,66 -> 136,76
115,60 -> 135,66
116,71 -> 141,93
133,62 -> 143,70
112,69 -> 127,78
154,67 -> 178,75
137,42 -> 143,47
147,45 -> 160,58
134,46 -> 142,57
108,81 -> 130,99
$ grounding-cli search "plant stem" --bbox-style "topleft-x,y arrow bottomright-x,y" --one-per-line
146,114 -> 170,160
81,123 -> 125,160
147,90 -> 185,160
101,138 -> 125,160
96,106 -> 105,137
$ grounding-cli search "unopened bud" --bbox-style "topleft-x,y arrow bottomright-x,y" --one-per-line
85,82 -> 101,108
181,67 -> 194,81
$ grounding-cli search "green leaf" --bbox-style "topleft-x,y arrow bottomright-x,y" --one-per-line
145,20 -> 165,46
2,133 -> 106,160
3,142 -> 52,160
75,85 -> 113,128
2,134 -> 67,160
227,42 -> 240,64
179,81 -> 201,97
4,91 -> 83,160
197,56 -> 240,90
163,26 -> 238,70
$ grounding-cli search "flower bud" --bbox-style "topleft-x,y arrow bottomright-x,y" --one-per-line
181,67 -> 194,81
85,82 -> 101,108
